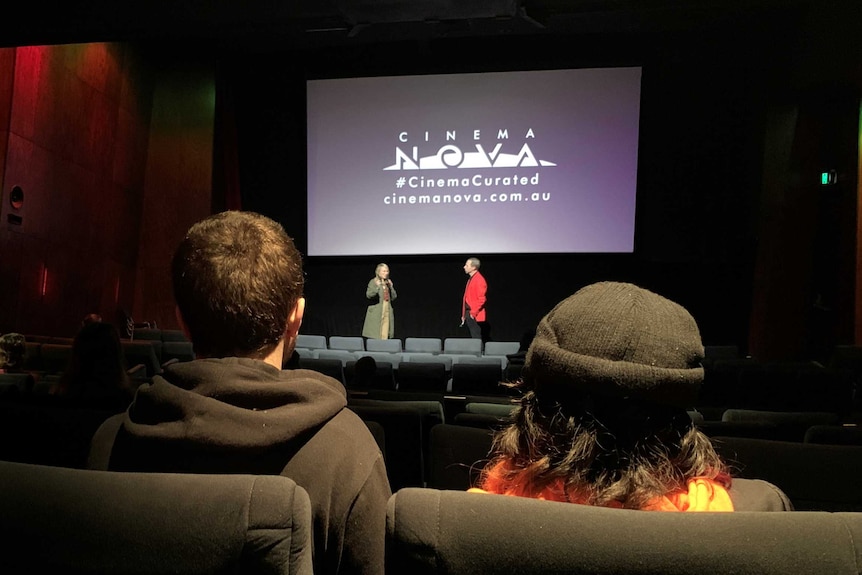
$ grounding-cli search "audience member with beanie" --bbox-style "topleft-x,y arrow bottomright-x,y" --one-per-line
471,281 -> 792,511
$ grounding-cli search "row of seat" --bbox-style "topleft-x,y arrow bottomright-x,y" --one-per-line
297,335 -> 519,360
18,339 -> 195,379
451,401 -> 862,443
125,328 -> 191,343
427,422 -> 862,512
3,382 -> 861,506
300,349 -> 517,372
24,328 -> 189,345
7,457 -> 862,575
298,357 -> 515,396
699,358 -> 857,415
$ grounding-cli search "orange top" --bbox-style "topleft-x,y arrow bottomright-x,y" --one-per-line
469,469 -> 734,512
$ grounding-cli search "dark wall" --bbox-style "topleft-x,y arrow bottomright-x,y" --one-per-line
133,51 -> 217,329
0,44 -> 217,338
0,44 -> 152,336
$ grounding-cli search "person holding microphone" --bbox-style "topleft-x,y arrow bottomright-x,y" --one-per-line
363,263 -> 397,339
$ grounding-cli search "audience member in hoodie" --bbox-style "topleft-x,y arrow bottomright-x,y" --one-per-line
88,211 -> 391,575
471,281 -> 792,512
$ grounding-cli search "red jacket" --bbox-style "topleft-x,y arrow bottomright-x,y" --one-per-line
462,271 -> 487,322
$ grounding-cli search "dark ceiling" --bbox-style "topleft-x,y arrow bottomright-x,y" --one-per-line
7,0 -> 840,52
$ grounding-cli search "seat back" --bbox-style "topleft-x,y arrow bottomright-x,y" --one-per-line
443,338 -> 482,356
314,349 -> 356,367
465,401 -> 515,418
721,409 -> 841,442
295,347 -> 318,360
297,357 -> 345,384
403,353 -> 453,371
121,341 -> 163,377
356,351 -> 403,369
132,328 -> 162,341
328,336 -> 365,352
397,362 -> 448,393
22,342 -> 42,371
39,343 -> 73,374
703,344 -> 740,361
0,461 -> 313,574
296,334 -> 327,350
452,412 -> 509,431
0,400 -> 120,468
804,424 -> 862,446
712,435 -> 862,511
162,341 -> 195,363
160,329 -> 189,342
366,338 -> 402,353
362,419 -> 386,459
450,363 -> 503,395
0,372 -> 35,395
730,362 -> 850,414
345,359 -> 397,391
428,423 -> 494,490
386,488 -> 862,575
349,404 -> 425,490
482,341 -> 520,357
451,355 -> 506,369
404,337 -> 442,354
351,397 -> 445,485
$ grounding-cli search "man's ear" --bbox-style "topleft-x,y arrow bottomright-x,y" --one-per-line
285,297 -> 306,338
175,306 -> 193,341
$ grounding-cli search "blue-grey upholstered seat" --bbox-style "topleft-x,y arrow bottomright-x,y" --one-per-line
404,337 -> 442,354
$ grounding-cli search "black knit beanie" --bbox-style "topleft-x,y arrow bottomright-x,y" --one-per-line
524,282 -> 704,408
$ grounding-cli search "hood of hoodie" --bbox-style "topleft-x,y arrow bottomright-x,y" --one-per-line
123,357 -> 347,450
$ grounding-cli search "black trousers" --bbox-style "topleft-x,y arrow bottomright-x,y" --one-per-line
465,312 -> 482,340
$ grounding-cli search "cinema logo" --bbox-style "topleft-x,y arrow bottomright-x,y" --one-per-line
384,129 -> 556,171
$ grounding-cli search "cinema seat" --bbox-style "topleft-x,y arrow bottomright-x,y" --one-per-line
386,488 -> 852,575
405,337 -> 442,354
0,460 -> 313,574
296,334 -> 327,351
328,336 -> 365,352
712,435 -> 862,511
443,338 -> 482,356
366,339 -> 403,353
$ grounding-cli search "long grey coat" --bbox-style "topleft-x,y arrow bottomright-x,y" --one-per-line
362,279 -> 396,339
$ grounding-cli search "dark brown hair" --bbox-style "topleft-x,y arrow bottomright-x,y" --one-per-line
171,211 -> 304,358
479,378 -> 730,509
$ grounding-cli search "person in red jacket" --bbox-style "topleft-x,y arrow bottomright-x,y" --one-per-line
461,257 -> 487,341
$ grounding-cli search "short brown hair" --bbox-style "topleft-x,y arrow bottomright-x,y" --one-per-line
171,211 -> 304,358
